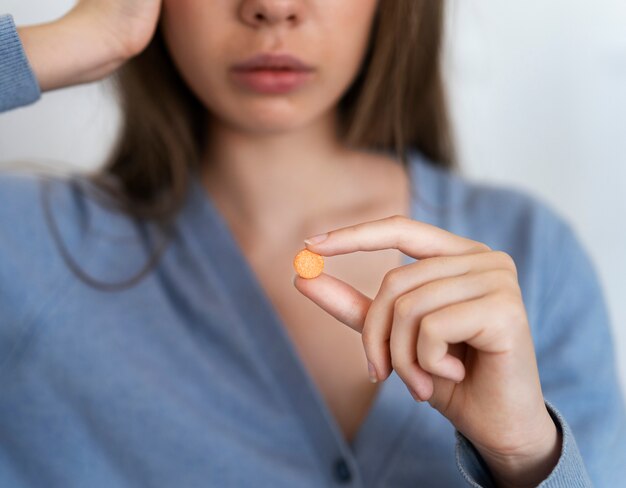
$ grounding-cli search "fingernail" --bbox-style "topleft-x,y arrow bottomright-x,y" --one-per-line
367,361 -> 378,383
304,232 -> 328,245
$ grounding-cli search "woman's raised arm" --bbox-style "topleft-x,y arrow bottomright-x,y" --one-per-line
0,0 -> 161,110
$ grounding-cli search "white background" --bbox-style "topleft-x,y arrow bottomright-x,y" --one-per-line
1,1 -> 625,390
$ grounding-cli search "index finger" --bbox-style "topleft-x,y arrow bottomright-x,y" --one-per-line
304,215 -> 490,259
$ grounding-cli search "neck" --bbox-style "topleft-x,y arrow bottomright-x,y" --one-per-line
197,108 -> 409,254
202,113 -> 358,234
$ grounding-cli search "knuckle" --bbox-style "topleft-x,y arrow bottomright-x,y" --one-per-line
420,314 -> 439,340
492,315 -> 517,352
361,326 -> 376,349
492,250 -> 518,275
469,241 -> 492,253
393,295 -> 413,321
501,282 -> 522,303
381,268 -> 404,296
496,291 -> 526,328
508,302 -> 527,329
391,214 -> 411,246
421,255 -> 451,274
390,214 -> 408,225
489,268 -> 518,288
389,347 -> 414,384
390,352 -> 406,373
417,347 -> 436,372
504,269 -> 519,288
417,316 -> 442,371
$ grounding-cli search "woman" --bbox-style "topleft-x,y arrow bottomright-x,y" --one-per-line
0,1 -> 624,486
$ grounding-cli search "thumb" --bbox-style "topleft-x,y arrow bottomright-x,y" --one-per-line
292,273 -> 372,334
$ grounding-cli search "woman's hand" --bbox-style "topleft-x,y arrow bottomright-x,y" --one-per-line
293,215 -> 562,488
68,0 -> 163,61
16,0 -> 162,92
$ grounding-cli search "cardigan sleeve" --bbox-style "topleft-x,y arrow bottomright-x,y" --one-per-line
454,212 -> 626,486
454,400 -> 592,487
0,13 -> 41,112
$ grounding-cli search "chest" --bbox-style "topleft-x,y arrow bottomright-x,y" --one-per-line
210,153 -> 414,444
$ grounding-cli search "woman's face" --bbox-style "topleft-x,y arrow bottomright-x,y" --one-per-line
160,0 -> 379,136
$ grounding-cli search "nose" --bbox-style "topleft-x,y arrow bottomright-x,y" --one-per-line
239,0 -> 303,28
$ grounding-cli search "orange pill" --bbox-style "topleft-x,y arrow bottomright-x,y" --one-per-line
293,248 -> 324,279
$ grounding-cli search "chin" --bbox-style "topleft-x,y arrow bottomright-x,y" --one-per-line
231,117 -> 312,136
217,100 -> 322,135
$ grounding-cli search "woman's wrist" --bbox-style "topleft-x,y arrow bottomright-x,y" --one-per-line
16,11 -> 126,93
476,410 -> 562,488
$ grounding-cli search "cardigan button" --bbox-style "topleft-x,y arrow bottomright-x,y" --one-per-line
333,457 -> 352,483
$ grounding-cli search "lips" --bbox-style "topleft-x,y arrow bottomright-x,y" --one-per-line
231,53 -> 315,72
230,52 -> 316,94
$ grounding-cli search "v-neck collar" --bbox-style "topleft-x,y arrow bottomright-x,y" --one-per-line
180,150 -> 433,485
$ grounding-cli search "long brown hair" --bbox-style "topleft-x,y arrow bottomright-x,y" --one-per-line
44,0 -> 456,291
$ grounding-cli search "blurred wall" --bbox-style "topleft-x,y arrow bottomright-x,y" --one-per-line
1,1 -> 625,389
443,0 -> 626,389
